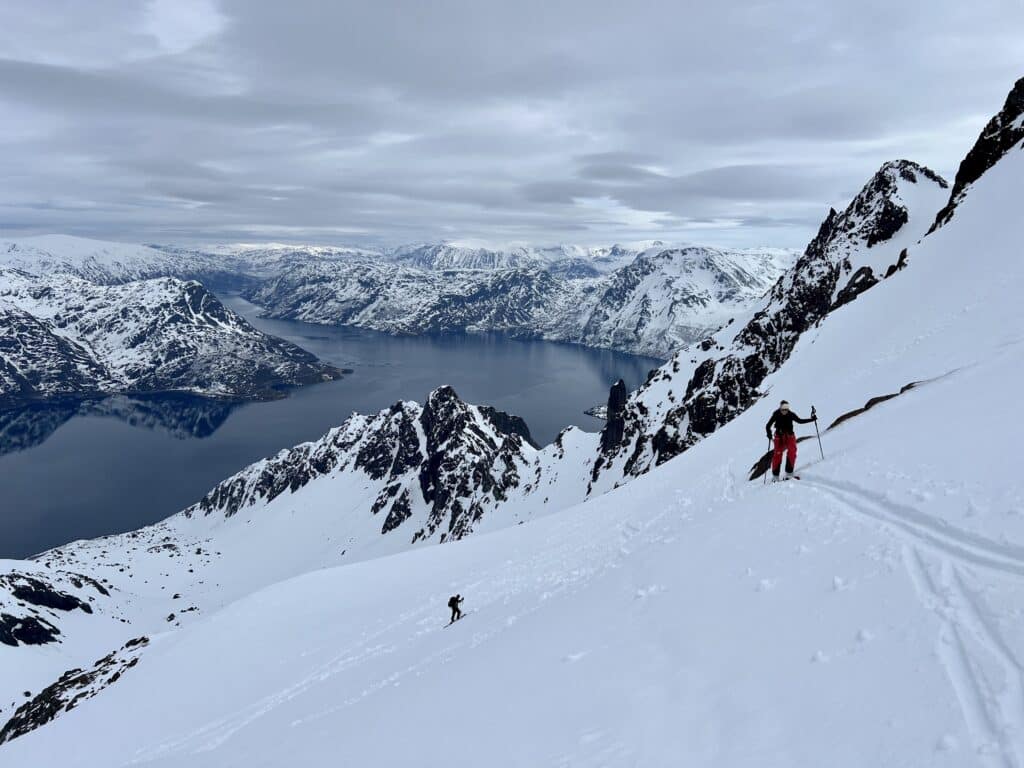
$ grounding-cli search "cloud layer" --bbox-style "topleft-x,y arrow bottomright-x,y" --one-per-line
1,0 -> 1021,248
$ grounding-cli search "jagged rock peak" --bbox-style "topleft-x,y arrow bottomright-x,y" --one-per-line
875,159 -> 948,188
931,77 -> 1024,230
184,385 -> 539,543
838,160 -> 947,248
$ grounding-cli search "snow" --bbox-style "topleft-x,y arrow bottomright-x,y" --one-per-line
250,246 -> 793,358
2,130 -> 1023,767
5,343 -> 1023,765
0,268 -> 338,404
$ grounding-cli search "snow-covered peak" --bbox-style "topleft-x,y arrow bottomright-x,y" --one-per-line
833,159 -> 947,249
0,268 -> 341,406
184,383 -> 540,545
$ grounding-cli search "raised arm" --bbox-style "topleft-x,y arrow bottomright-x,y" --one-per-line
793,412 -> 815,424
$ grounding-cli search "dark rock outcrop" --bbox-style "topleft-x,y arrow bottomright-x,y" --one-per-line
3,575 -> 93,614
599,379 -> 628,452
0,614 -> 61,647
592,160 -> 945,481
931,77 -> 1024,231
0,637 -> 148,743
186,386 -> 538,543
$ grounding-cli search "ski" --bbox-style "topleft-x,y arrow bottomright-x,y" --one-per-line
444,611 -> 470,627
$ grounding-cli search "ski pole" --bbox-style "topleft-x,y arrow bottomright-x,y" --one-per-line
763,436 -> 771,484
811,405 -> 824,460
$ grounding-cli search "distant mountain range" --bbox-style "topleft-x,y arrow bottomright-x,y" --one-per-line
248,245 -> 792,358
2,236 -> 796,359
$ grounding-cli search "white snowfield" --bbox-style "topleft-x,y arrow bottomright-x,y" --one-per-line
1,127 -> 1023,766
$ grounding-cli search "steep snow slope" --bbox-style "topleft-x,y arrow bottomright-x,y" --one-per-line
248,247 -> 791,358
0,269 -> 341,406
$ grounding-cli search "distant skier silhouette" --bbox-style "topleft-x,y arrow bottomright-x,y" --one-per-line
447,594 -> 464,624
765,400 -> 817,480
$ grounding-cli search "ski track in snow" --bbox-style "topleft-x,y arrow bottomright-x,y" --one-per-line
803,478 -> 1024,578
130,507 -> 675,763
802,477 -> 1024,766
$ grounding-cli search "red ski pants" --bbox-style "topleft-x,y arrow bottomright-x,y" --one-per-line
771,434 -> 797,475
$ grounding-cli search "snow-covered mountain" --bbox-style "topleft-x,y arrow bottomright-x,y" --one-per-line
1,236 -> 793,357
247,246 -> 792,358
0,235 -> 247,290
575,246 -> 793,357
382,241 -> 665,274
0,269 -> 342,408
386,242 -> 547,271
2,77 -> 1023,768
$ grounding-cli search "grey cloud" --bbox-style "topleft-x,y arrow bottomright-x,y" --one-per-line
577,164 -> 663,183
0,0 -> 1021,248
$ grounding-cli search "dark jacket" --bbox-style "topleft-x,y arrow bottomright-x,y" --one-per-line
766,409 -> 814,437
448,596 -> 462,609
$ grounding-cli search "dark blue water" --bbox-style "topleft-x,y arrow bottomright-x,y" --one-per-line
0,296 -> 662,558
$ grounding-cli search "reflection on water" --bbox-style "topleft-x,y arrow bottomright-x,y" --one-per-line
0,395 -> 237,458
0,296 -> 664,559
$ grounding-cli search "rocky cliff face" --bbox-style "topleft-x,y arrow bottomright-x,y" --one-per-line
0,269 -> 341,408
931,76 -> 1024,231
590,160 -> 948,481
186,386 -> 539,543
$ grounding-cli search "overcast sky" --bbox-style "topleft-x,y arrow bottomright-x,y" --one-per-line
0,1 -> 1021,249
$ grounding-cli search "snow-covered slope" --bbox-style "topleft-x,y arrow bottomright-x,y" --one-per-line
248,246 -> 792,358
387,242 -> 547,271
383,241 -> 671,274
0,269 -> 341,407
576,246 -> 792,357
2,78 -> 1022,768
0,235 -> 245,289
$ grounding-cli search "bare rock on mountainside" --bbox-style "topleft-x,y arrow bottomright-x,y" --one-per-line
591,159 -> 949,481
0,269 -> 342,408
186,386 -> 538,543
0,637 -> 148,744
931,76 -> 1024,231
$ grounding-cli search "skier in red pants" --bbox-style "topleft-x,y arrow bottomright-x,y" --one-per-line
765,400 -> 817,480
